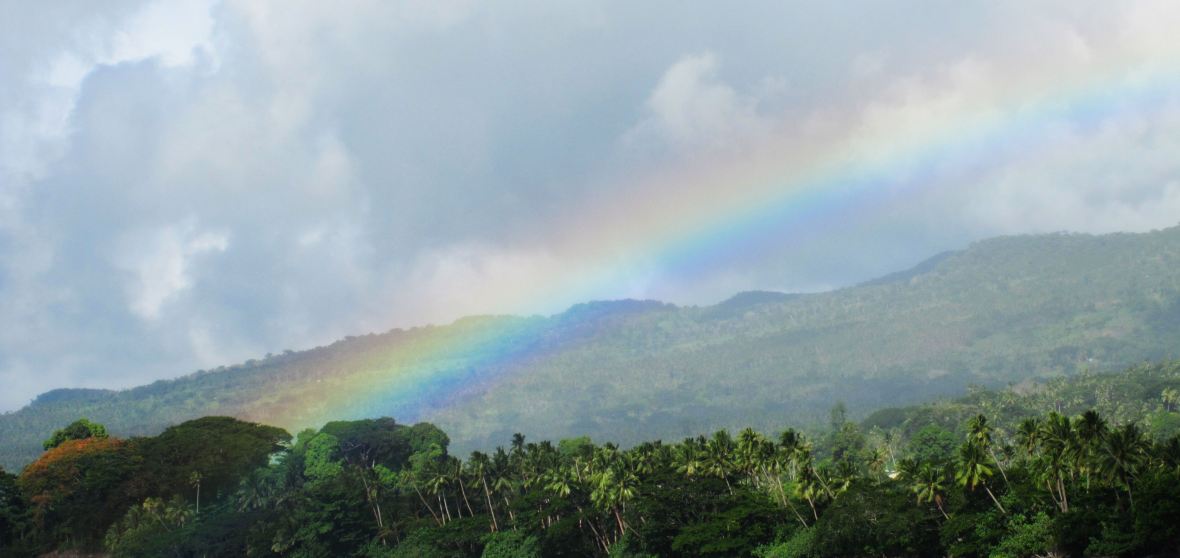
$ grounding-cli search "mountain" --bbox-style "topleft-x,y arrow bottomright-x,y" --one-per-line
3,227 -> 1180,469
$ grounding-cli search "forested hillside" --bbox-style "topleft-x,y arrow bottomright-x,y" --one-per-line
2,362 -> 1179,557
3,227 -> 1180,469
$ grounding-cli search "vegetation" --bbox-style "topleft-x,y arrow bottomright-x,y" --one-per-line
2,362 -> 1179,557
3,227 -> 1180,470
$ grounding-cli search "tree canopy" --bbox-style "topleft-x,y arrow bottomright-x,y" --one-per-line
1,361 -> 1179,557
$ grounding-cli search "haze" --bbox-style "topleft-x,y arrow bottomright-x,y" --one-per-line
3,0 -> 1180,410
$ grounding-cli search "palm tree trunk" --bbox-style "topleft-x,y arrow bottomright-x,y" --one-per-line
1045,479 -> 1065,512
583,512 -> 610,553
358,470 -> 388,544
988,447 -> 1010,487
413,485 -> 442,526
1057,477 -> 1069,513
775,479 -> 808,527
935,498 -> 949,520
816,474 -> 835,499
984,486 -> 1006,514
439,494 -> 452,523
458,476 -> 476,517
504,496 -> 517,528
482,477 -> 500,532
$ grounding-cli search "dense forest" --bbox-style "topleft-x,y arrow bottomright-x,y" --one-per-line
2,361 -> 1178,557
4,228 -> 1180,470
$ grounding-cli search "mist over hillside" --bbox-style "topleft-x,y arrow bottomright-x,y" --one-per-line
3,227 -> 1180,469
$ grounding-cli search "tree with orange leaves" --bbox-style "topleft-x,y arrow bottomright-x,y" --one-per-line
17,436 -> 138,551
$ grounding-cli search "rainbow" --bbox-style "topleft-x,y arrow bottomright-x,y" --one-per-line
254,49 -> 1180,433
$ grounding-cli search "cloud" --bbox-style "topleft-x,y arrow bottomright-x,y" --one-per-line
115,220 -> 229,321
624,52 -> 774,150
2,1 -> 1180,409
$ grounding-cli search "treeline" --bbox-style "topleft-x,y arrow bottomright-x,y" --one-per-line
8,228 -> 1180,472
2,389 -> 1180,555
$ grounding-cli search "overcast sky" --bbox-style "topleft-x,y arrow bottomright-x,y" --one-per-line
2,1 -> 1180,410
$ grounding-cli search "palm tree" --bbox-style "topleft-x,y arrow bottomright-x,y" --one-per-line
911,462 -> 950,520
967,414 -> 1009,487
778,429 -> 808,481
188,471 -> 202,516
794,465 -> 823,521
1039,412 -> 1075,512
704,431 -> 735,493
448,457 -> 476,518
426,463 -> 454,523
469,451 -> 500,532
867,448 -> 889,481
735,427 -> 769,480
955,441 -> 1006,514
675,439 -> 705,478
589,465 -> 638,544
1162,387 -> 1179,412
1098,423 -> 1149,507
829,460 -> 858,495
1075,410 -> 1108,490
1015,417 -> 1041,459
511,433 -> 527,455
1158,435 -> 1180,478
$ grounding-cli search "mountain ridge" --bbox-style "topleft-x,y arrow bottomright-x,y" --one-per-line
3,226 -> 1180,469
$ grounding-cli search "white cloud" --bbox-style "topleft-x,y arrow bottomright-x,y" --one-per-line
116,221 -> 228,321
3,1 -> 1180,410
624,52 -> 774,151
963,102 -> 1180,234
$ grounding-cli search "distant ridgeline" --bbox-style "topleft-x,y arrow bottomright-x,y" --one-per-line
3,227 -> 1180,470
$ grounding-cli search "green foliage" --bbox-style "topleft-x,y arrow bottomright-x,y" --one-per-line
17,437 -> 138,550
754,527 -> 816,558
42,418 -> 108,450
481,530 -> 540,558
557,436 -> 594,458
6,363 -> 1180,557
103,496 -> 195,557
8,229 -> 1180,470
989,511 -> 1054,558
134,416 -> 290,504
669,492 -> 782,556
906,425 -> 957,464
0,466 -> 31,555
809,480 -> 941,557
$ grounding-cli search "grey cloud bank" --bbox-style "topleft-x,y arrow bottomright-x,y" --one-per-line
2,0 -> 1180,410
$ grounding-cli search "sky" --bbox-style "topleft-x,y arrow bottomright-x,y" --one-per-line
3,1 -> 1180,410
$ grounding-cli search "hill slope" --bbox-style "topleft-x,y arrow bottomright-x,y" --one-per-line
3,227 -> 1180,469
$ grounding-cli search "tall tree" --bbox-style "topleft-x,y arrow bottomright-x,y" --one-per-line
955,441 -> 1006,514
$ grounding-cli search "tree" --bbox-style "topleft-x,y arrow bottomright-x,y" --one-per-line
1098,423 -> 1149,507
966,414 -> 1009,487
135,417 -> 290,506
910,462 -> 950,520
470,451 -> 501,533
1162,387 -> 1179,412
954,441 -> 1005,514
1015,417 -> 1041,459
1075,409 -> 1108,490
1037,412 -> 1075,512
0,466 -> 30,552
18,437 -> 138,548
102,496 -> 195,557
906,425 -> 957,465
43,418 -> 108,450
188,472 -> 202,515
703,431 -> 735,493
